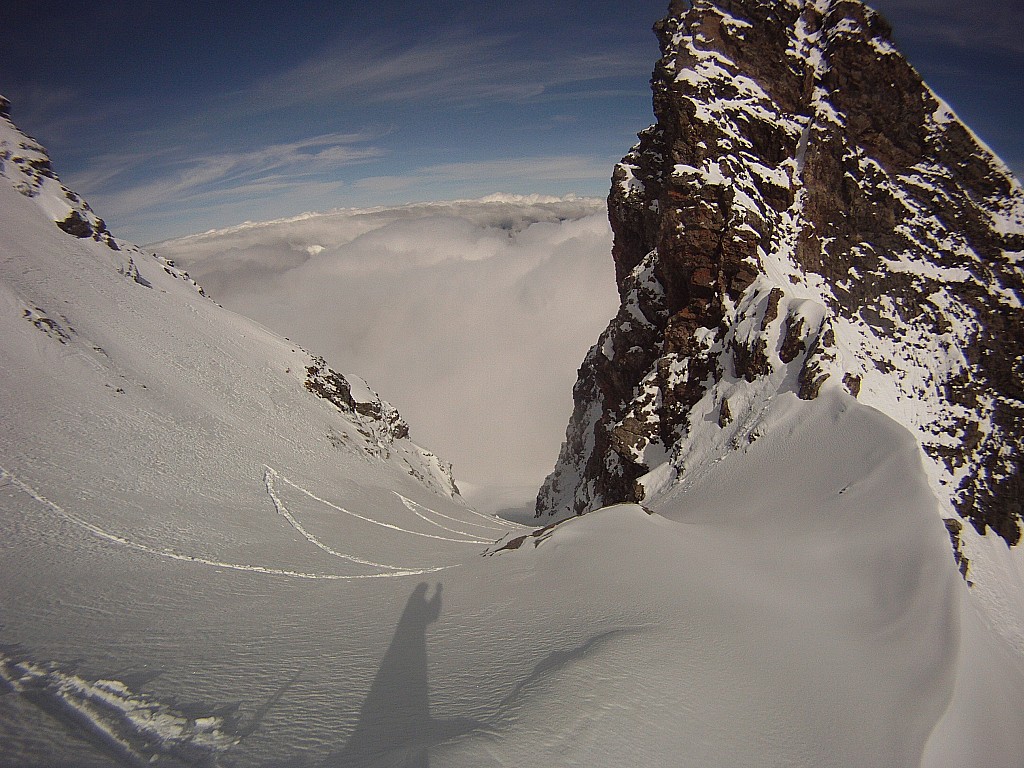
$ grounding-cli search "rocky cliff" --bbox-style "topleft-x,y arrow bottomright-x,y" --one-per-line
537,0 -> 1024,563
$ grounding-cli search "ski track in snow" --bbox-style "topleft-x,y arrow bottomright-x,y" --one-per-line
272,469 -> 497,544
438,496 -> 534,531
0,650 -> 238,767
394,492 -> 526,534
263,468 -> 445,569
0,464 -> 455,580
394,494 -> 496,542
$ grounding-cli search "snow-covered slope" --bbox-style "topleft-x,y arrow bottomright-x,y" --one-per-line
0,97 -> 511,764
2,35 -> 1024,765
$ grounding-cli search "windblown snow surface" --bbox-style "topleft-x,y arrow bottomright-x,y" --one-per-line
150,198 -> 620,515
2,112 -> 1023,767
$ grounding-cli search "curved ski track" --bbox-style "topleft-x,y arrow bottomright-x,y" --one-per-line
0,463 -> 531,580
271,469 -> 523,544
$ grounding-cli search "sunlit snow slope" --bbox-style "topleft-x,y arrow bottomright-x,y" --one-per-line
1,93 -> 1023,766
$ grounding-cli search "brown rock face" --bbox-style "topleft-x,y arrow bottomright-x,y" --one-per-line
537,0 -> 1024,552
1,99 -> 121,252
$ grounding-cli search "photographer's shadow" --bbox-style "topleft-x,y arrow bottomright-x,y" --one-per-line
329,582 -> 483,767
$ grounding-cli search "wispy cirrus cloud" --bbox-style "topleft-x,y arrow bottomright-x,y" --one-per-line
78,132 -> 382,219
352,155 -> 613,196
51,27 -> 648,241
251,33 -> 650,109
875,0 -> 1024,54
62,132 -> 385,242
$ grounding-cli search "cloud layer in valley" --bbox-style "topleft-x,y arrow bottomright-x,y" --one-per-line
154,196 -> 619,512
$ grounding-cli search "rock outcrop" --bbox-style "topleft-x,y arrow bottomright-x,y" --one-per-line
537,0 -> 1024,558
0,109 -> 120,251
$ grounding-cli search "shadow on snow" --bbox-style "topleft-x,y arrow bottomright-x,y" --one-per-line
327,582 -> 483,768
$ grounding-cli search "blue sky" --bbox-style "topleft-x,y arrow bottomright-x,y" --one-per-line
2,0 -> 1021,243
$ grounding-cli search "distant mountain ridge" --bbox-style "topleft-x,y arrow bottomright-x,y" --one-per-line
537,0 -> 1024,577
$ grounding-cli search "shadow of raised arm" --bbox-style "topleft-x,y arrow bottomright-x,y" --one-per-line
328,582 -> 483,768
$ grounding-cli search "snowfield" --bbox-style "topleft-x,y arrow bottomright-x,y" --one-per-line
2,106 -> 1024,766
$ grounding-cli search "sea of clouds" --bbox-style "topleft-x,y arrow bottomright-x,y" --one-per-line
153,195 -> 619,513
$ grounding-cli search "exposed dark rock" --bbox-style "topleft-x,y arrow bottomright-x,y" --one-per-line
485,517 -> 571,555
304,355 -> 411,445
537,0 -> 1024,554
56,210 -> 94,238
779,314 -> 806,364
2,103 -> 127,256
305,358 -> 356,411
943,518 -> 971,581
718,398 -> 732,428
842,372 -> 861,398
23,307 -> 72,344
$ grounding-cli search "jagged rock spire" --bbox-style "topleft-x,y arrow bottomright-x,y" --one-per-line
538,0 -> 1024,554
